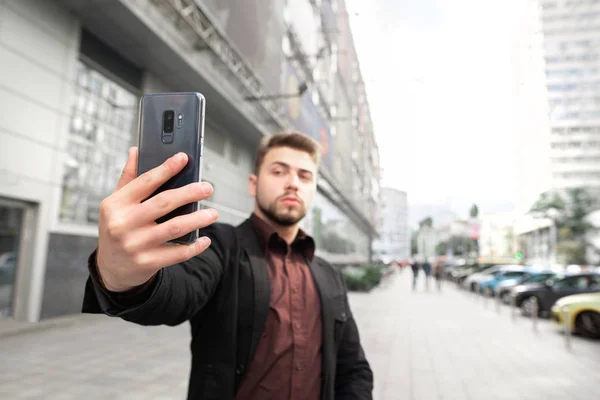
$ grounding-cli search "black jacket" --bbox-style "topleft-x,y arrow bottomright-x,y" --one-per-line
82,218 -> 373,400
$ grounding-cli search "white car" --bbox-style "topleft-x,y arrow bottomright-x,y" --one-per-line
463,264 -> 523,292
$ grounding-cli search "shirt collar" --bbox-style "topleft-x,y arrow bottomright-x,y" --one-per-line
250,213 -> 315,261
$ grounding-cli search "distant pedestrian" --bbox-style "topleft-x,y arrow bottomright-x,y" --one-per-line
410,259 -> 420,291
432,259 -> 445,292
422,259 -> 432,291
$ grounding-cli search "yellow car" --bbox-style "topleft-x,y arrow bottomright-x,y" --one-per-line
551,293 -> 600,339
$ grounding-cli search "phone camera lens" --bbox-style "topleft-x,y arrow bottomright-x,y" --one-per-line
163,110 -> 175,134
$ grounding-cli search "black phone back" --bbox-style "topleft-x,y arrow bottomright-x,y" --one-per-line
137,92 -> 205,243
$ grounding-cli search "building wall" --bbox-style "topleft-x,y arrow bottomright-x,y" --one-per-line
373,188 -> 409,261
514,215 -> 556,265
0,0 -> 81,321
0,0 -> 257,320
478,213 -> 516,259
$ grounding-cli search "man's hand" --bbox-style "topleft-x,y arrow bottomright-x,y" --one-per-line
96,147 -> 218,292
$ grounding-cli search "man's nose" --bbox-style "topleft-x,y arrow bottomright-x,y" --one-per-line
285,173 -> 300,189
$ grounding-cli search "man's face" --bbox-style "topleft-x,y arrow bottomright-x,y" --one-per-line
249,146 -> 318,227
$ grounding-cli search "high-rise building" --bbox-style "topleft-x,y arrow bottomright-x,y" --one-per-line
540,0 -> 600,189
373,188 -> 409,262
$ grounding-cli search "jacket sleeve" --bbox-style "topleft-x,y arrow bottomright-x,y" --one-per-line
334,275 -> 374,400
81,223 -> 229,326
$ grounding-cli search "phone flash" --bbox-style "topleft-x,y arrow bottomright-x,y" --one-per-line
177,113 -> 183,128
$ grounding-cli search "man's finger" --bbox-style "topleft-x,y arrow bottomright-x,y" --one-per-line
116,152 -> 188,204
136,236 -> 212,271
115,147 -> 138,192
146,208 -> 218,247
129,182 -> 214,225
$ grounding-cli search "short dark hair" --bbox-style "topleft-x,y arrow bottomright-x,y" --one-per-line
254,131 -> 321,175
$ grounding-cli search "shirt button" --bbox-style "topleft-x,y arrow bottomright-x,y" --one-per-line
292,286 -> 298,293
295,322 -> 301,329
296,363 -> 304,371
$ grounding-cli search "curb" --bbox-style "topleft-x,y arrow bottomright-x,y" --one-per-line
0,314 -> 96,339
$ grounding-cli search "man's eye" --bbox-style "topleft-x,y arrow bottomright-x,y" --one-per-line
273,169 -> 283,175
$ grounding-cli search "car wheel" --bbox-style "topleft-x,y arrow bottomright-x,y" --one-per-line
521,296 -> 540,317
575,311 -> 600,339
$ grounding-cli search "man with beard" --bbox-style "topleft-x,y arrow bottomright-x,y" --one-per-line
82,131 -> 373,400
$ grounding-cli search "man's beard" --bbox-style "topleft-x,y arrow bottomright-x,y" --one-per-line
257,190 -> 306,228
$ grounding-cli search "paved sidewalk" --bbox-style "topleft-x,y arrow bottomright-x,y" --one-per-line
0,270 -> 599,399
359,271 -> 599,400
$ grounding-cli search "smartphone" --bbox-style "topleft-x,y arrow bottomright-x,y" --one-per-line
136,92 -> 205,244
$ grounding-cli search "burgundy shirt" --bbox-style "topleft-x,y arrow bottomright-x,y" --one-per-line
234,214 -> 323,400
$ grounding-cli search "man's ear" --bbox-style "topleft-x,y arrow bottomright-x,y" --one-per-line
248,174 -> 257,197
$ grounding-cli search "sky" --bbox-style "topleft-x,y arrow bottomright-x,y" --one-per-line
345,0 -> 522,219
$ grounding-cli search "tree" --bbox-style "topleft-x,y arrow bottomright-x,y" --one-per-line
449,235 -> 469,256
411,231 -> 419,256
419,216 -> 433,229
469,204 -> 479,218
529,188 -> 597,264
436,241 -> 448,256
322,231 -> 356,254
469,204 -> 480,256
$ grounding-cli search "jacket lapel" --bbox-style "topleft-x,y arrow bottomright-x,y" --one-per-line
308,257 -> 336,400
236,219 -> 271,364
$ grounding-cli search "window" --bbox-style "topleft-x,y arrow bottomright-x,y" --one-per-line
555,276 -> 589,289
60,61 -> 138,224
529,274 -> 555,283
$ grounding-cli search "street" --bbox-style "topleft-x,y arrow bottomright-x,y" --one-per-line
0,270 -> 599,399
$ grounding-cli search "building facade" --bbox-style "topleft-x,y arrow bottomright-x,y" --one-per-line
540,0 -> 600,189
417,227 -> 437,260
514,215 -> 557,265
373,188 -> 409,262
478,213 -> 516,259
0,0 -> 380,321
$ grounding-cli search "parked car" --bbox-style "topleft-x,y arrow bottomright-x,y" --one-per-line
477,267 -> 530,296
551,293 -> 600,339
453,263 -> 496,286
496,270 -> 558,304
464,264 -> 523,292
512,273 -> 600,317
